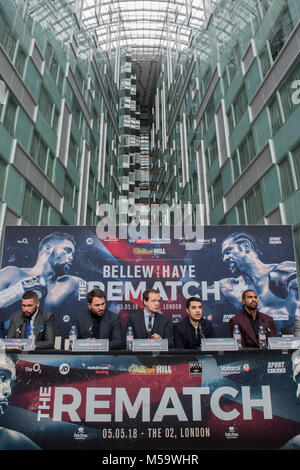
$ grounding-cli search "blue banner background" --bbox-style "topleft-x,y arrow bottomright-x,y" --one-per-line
0,225 -> 298,339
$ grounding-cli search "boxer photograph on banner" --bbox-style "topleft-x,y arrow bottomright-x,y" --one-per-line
0,232 -> 85,338
0,351 -> 40,450
282,349 -> 300,449
218,231 -> 299,330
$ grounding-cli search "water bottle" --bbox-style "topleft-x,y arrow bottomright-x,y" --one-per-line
233,325 -> 242,349
28,324 -> 35,350
259,325 -> 267,349
69,325 -> 77,351
28,324 -> 35,339
126,326 -> 134,351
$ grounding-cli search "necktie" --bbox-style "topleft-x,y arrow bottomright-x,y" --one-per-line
25,319 -> 31,338
148,315 -> 152,338
90,317 -> 101,338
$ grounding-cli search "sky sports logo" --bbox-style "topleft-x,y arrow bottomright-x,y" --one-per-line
267,361 -> 286,374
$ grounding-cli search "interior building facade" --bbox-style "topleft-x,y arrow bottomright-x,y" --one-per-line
0,0 -> 299,276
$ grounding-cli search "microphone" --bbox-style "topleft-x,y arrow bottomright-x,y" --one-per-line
148,315 -> 152,338
89,313 -> 101,338
89,319 -> 95,338
195,322 -> 205,339
260,317 -> 271,336
198,322 -> 205,339
16,318 -> 27,338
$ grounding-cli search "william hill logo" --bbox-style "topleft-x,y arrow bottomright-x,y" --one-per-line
128,364 -> 172,375
133,248 -> 153,255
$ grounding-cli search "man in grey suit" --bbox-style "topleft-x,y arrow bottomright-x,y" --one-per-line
7,290 -> 55,349
127,289 -> 173,347
75,288 -> 123,350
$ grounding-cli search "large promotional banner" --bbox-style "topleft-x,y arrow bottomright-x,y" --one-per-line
0,225 -> 299,339
0,351 -> 300,450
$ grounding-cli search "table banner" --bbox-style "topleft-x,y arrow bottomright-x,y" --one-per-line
0,351 -> 300,450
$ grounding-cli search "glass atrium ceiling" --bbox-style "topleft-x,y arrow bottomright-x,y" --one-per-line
25,0 -> 208,61
26,0 -> 259,62
81,0 -> 206,60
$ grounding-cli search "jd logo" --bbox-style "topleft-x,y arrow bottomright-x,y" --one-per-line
59,363 -> 70,375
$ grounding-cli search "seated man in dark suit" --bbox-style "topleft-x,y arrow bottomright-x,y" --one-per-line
229,289 -> 277,348
7,290 -> 55,349
173,297 -> 215,349
127,289 -> 173,347
75,288 -> 123,350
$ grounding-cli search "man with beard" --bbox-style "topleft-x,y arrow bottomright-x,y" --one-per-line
229,290 -> 276,348
75,288 -> 123,350
220,232 -> 299,329
0,232 -> 84,338
0,352 -> 40,449
7,291 -> 55,349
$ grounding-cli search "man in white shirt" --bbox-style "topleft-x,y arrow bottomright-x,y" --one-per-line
126,289 -> 173,347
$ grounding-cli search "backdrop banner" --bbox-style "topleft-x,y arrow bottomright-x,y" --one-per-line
0,225 -> 298,338
0,351 -> 299,450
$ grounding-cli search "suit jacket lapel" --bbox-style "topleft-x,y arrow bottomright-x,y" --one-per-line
152,313 -> 159,335
100,310 -> 109,338
187,320 -> 195,348
183,317 -> 196,348
139,310 -> 148,337
20,314 -> 27,338
33,309 -> 43,339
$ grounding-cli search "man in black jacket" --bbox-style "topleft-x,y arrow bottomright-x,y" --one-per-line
75,288 -> 123,350
173,297 -> 215,349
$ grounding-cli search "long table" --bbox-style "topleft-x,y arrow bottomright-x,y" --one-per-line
1,349 -> 300,451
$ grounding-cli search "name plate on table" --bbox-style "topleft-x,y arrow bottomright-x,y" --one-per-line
132,338 -> 168,351
201,338 -> 238,351
72,339 -> 109,351
2,338 -> 35,351
268,337 -> 300,350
